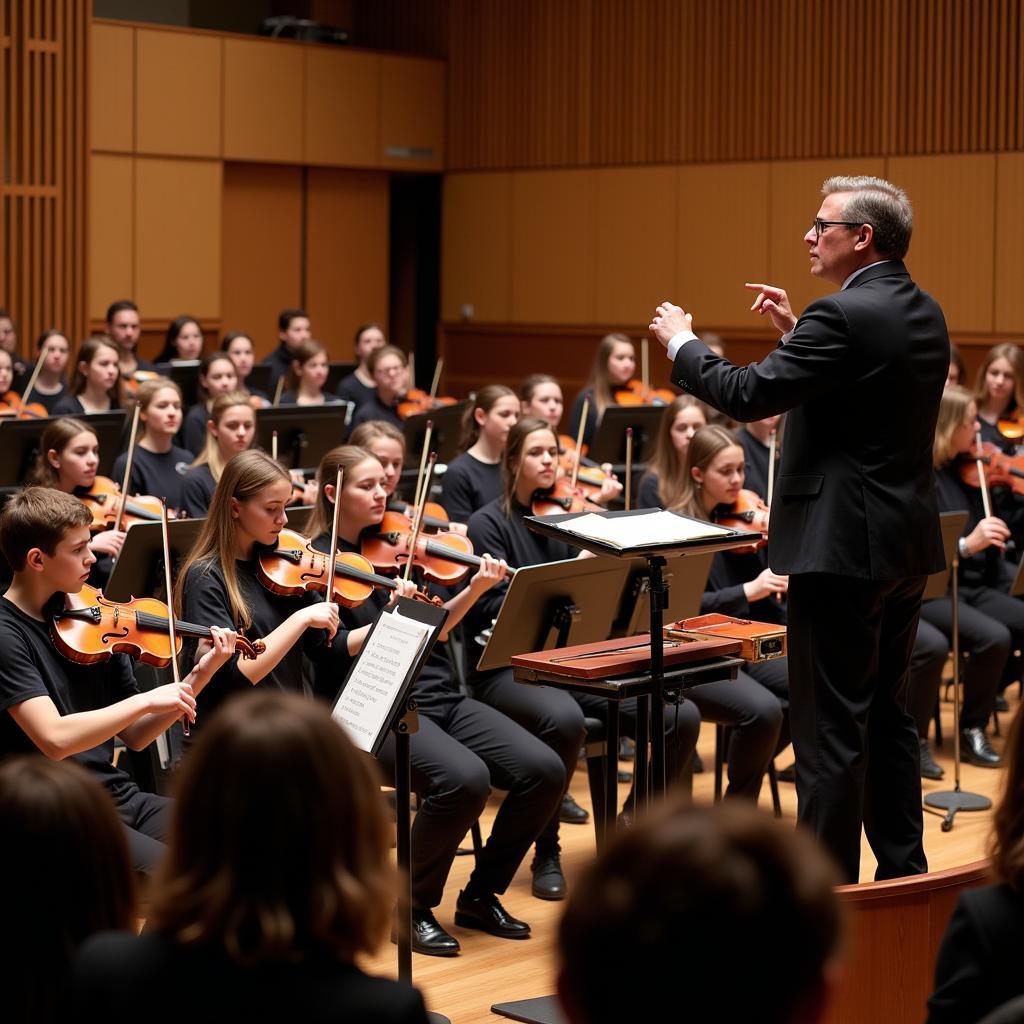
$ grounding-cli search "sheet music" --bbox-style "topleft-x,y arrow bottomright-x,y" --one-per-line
556,510 -> 730,548
332,607 -> 432,752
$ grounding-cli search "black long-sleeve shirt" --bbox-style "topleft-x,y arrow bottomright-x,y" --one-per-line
110,444 -> 193,510
440,453 -> 502,524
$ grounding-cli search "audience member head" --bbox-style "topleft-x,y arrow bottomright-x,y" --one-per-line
277,308 -> 311,354
156,315 -> 204,363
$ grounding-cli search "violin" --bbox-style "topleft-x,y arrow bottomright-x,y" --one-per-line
0,391 -> 47,419
51,585 -> 264,666
556,452 -> 612,501
613,380 -> 676,407
397,389 -> 457,421
388,499 -> 458,533
960,442 -> 1024,497
80,476 -> 180,532
996,412 -> 1024,440
531,478 -> 605,517
258,528 -> 441,607
711,489 -> 769,551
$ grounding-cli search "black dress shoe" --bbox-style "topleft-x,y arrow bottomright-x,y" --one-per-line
776,761 -> 796,784
394,908 -> 460,957
961,727 -> 1001,767
531,851 -> 566,900
559,793 -> 590,824
919,739 -> 944,780
454,890 -> 531,938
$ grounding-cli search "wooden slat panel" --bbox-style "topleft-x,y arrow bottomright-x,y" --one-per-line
89,22 -> 133,153
88,153 -> 134,321
303,47 -> 379,168
994,152 -> 1024,335
135,28 -> 221,158
379,55 -> 445,171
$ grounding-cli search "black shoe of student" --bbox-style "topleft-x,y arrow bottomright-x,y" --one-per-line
995,694 -> 1010,713
961,728 -> 1001,767
530,850 -> 567,900
559,793 -> 589,824
919,740 -> 944,780
393,908 -> 460,957
776,761 -> 796,784
455,891 -> 531,939
690,750 -> 704,774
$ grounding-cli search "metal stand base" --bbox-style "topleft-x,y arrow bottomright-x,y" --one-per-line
491,996 -> 565,1024
925,789 -> 992,832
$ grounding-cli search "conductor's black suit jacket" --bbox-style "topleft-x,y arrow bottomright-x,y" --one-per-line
672,260 -> 948,580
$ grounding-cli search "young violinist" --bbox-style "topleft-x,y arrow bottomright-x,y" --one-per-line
637,395 -> 709,508
0,346 -> 18,416
154,315 -> 204,364
52,336 -> 121,416
180,390 -> 255,519
179,352 -> 240,456
261,307 -> 312,391
220,330 -> 269,406
110,378 -> 192,510
308,445 -> 565,954
440,385 -> 520,525
279,338 -> 344,408
0,486 -> 235,873
974,342 -> 1024,451
349,344 -> 408,430
0,307 -> 25,379
568,333 -> 636,449
337,323 -> 387,412
23,329 -> 70,413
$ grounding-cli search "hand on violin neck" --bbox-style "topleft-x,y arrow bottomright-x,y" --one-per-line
467,554 -> 509,595
967,516 -> 1011,555
386,577 -> 421,609
89,530 -> 125,558
186,626 -> 239,692
596,471 -> 623,506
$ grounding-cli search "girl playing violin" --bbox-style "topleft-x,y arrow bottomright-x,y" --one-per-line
337,323 -> 386,414
350,345 -> 408,430
279,339 -> 344,409
23,329 -> 70,413
974,342 -> 1024,451
110,378 -> 192,510
180,390 -> 255,519
440,385 -> 520,525
568,333 -> 636,449
637,395 -> 709,508
154,315 -> 204,364
52,336 -> 121,416
179,352 -> 240,456
220,331 -> 269,407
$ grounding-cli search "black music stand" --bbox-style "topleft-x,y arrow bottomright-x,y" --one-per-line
254,404 -> 351,469
247,364 -> 273,395
922,511 -> 991,830
587,406 -> 665,465
611,551 -> 714,637
104,519 -> 206,603
0,410 -> 127,486
326,360 -> 357,393
155,360 -> 201,406
403,399 -> 471,466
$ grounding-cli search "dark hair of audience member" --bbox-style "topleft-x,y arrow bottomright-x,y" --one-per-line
145,690 -> 394,965
557,798 -> 843,1024
991,705 -> 1024,891
0,756 -> 135,1022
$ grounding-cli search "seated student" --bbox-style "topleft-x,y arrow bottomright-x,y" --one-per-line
220,331 -> 269,406
519,373 -> 565,432
180,391 -> 255,519
0,487 -> 235,873
337,323 -> 386,413
262,307 -> 312,392
349,345 -> 409,430
974,342 -> 1024,452
2,756 -> 136,1024
0,346 -> 18,415
0,306 -> 26,379
946,343 -> 967,389
110,378 -> 192,511
153,315 -> 204,364
278,339 -> 345,408
106,300 -> 154,384
308,444 -> 561,954
736,413 -> 782,501
72,691 -> 429,1024
52,336 -> 121,416
179,352 -> 240,456
927,703 -> 1024,1023
568,333 -> 636,450
637,395 -> 708,508
21,329 -> 70,413
557,798 -> 842,1024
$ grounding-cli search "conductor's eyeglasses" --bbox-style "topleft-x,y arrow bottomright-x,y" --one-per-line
811,218 -> 866,240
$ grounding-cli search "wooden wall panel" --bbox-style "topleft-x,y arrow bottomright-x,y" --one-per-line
994,152 -> 1024,335
90,22 -> 133,153
88,154 -> 134,321
304,168 -> 389,356
135,28 -> 222,158
592,166 -> 677,328
676,163 -> 771,330
441,173 -> 512,323
510,170 -> 595,324
887,154 -> 996,334
134,158 -> 221,320
379,56 -> 445,171
223,38 -> 304,164
304,48 -> 379,168
220,163 -> 303,358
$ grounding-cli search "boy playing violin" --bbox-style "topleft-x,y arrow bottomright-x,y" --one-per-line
0,487 -> 236,873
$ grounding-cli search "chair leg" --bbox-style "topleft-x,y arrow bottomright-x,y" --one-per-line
767,760 -> 781,818
470,820 -> 483,859
714,724 -> 725,803
933,695 -> 943,748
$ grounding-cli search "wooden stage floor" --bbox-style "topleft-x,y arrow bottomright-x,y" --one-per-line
360,689 -> 1018,1024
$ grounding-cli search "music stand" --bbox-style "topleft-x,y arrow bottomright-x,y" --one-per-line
104,519 -> 206,602
0,410 -> 127,486
247,364 -> 273,395
922,511 -> 991,830
254,404 -> 351,469
611,552 -> 714,637
326,360 -> 357,393
587,406 -> 665,465
1009,549 -> 1024,598
403,400 -> 471,466
155,360 -> 201,407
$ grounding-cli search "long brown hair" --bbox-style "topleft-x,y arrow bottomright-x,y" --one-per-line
30,416 -> 96,487
678,425 -> 743,520
643,395 -> 709,511
583,333 -> 634,419
70,335 -> 121,405
306,445 -> 382,540
974,342 -> 1024,414
284,338 -> 327,395
933,385 -> 974,468
459,383 -> 517,450
190,390 -> 254,481
174,450 -> 290,629
147,691 -> 394,964
991,704 -> 1024,890
501,415 -> 556,513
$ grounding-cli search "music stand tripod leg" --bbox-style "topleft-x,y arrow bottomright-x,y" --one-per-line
646,555 -> 668,798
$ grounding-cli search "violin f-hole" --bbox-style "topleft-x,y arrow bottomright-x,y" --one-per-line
101,626 -> 130,646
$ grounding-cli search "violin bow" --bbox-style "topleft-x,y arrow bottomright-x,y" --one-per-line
113,403 -> 142,535
625,426 -> 633,511
271,429 -> 279,462
429,359 -> 444,404
273,375 -> 285,408
325,467 -> 344,605
404,452 -> 436,584
571,398 -> 589,491
976,430 -> 993,518
767,428 -> 777,509
159,497 -> 188,737
20,342 -> 48,405
415,420 -> 434,510
641,338 -> 650,402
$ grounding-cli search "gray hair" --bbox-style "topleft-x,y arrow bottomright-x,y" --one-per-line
821,175 -> 913,260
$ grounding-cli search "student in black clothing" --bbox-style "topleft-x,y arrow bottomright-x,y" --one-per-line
0,347 -> 17,413
220,331 -> 269,406
179,352 -> 240,456
973,342 -> 1024,452
173,450 -> 348,728
946,343 -> 967,389
309,445 -> 560,955
52,336 -> 121,416
20,329 -> 70,412
106,299 -> 154,383
110,378 -> 192,511
735,414 -> 782,501
337,322 -> 386,412
637,395 -> 709,509
261,307 -> 312,392
350,344 -> 408,430
153,314 -> 204,364
181,391 -> 255,519
279,338 -> 345,408
73,691 -> 430,1024
568,333 -> 636,450
0,306 -> 26,379
440,385 -> 520,524
0,487 -> 235,873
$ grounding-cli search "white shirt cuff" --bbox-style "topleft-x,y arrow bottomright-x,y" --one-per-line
666,330 -> 699,361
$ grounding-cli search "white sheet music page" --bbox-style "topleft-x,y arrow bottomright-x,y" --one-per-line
558,510 -> 730,549
332,607 -> 432,752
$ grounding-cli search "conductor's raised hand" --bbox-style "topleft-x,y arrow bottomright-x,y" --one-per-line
649,302 -> 693,349
745,283 -> 797,335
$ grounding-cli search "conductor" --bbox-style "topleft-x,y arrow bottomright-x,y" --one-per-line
649,175 -> 948,883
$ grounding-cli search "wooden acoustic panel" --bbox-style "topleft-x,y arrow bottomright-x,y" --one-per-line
304,47 -> 379,168
90,22 -> 134,153
379,54 -> 445,171
88,154 -> 134,322
993,152 -> 1024,335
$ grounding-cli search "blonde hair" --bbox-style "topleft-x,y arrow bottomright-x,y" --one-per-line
191,390 -> 254,482
975,342 -> 1024,414
583,333 -> 634,419
678,425 -> 743,520
134,376 -> 181,440
306,445 -> 382,540
934,385 -> 975,468
643,395 -> 709,511
348,419 -> 405,451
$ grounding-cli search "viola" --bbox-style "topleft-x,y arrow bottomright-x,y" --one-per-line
388,499 -> 457,533
120,369 -> 160,406
396,389 -> 457,421
0,391 -> 47,419
711,489 -> 769,551
613,380 -> 676,407
51,585 -> 264,667
960,442 -> 1024,497
531,478 -> 605,516
361,510 -> 509,585
258,528 -> 441,607
80,476 -> 180,533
